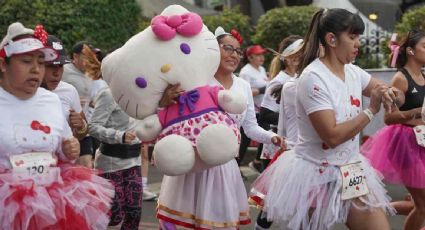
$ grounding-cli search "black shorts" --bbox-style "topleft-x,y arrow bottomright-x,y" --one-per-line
79,136 -> 94,156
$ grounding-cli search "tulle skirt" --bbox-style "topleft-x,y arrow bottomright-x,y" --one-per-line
361,124 -> 425,188
157,159 -> 250,229
0,163 -> 114,230
250,150 -> 394,230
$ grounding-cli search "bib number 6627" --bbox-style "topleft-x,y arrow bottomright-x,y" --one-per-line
348,175 -> 363,186
340,161 -> 369,200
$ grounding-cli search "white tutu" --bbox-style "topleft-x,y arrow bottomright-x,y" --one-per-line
250,150 -> 394,230
157,159 -> 250,229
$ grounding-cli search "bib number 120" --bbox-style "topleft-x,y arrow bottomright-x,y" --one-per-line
27,165 -> 45,175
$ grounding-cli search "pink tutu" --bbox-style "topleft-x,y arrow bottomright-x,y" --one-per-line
0,163 -> 114,230
361,124 -> 425,188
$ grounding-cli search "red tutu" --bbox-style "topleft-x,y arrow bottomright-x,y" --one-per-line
361,124 -> 425,188
0,164 -> 114,230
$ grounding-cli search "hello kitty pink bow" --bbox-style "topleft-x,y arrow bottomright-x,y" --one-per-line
151,13 -> 203,41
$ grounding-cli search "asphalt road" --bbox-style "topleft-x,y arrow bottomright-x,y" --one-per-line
109,148 -> 410,230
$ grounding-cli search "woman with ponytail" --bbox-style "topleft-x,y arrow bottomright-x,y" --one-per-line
256,35 -> 303,167
362,30 -> 425,230
250,8 -> 401,229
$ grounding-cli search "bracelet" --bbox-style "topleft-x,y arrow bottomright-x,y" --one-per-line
76,120 -> 88,134
363,108 -> 374,121
411,111 -> 420,120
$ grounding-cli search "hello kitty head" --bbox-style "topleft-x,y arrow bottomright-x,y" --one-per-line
101,5 -> 220,120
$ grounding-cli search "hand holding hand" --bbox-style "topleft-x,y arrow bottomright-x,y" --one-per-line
69,109 -> 85,130
62,137 -> 80,160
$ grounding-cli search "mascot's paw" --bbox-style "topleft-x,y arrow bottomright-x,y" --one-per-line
196,124 -> 238,166
218,90 -> 246,114
135,114 -> 162,141
153,135 -> 195,176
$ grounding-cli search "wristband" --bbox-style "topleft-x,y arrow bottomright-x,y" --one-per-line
76,120 -> 88,134
122,133 -> 126,144
363,108 -> 374,121
258,86 -> 266,94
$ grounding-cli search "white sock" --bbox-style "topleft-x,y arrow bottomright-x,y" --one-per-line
142,176 -> 148,189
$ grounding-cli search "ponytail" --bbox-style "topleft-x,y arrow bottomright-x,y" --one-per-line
268,56 -> 282,80
298,9 -> 325,73
298,8 -> 364,73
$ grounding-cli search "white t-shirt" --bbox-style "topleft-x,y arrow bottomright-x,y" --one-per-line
0,87 -> 73,169
294,59 -> 371,165
52,81 -> 82,122
277,77 -> 298,149
239,63 -> 268,112
210,75 -> 275,144
62,63 -> 93,120
261,71 -> 292,112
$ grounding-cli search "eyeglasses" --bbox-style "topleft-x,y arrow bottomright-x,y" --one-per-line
220,44 -> 243,58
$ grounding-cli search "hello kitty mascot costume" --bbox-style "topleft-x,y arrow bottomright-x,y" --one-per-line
101,5 -> 245,177
101,5 -> 252,229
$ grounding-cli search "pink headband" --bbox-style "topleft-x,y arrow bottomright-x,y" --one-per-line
151,13 -> 203,41
389,33 -> 399,68
390,44 -> 400,68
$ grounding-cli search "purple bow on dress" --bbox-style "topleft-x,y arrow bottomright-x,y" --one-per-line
178,90 -> 200,115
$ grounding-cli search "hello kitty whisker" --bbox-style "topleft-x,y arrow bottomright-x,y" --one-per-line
208,48 -> 219,52
125,99 -> 130,112
117,94 -> 124,104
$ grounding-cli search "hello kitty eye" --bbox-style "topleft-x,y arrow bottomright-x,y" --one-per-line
135,77 -> 147,88
180,43 -> 191,54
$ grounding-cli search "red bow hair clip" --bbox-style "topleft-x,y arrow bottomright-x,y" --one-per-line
33,24 -> 48,45
230,29 -> 243,45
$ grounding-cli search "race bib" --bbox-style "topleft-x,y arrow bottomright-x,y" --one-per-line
10,152 -> 57,178
340,161 -> 369,200
413,125 -> 425,147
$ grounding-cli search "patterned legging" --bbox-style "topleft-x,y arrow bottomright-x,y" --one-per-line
101,166 -> 143,230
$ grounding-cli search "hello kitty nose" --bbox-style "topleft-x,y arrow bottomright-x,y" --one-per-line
161,64 -> 172,73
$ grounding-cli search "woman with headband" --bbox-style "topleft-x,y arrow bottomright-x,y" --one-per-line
0,22 -> 113,229
362,30 -> 425,230
258,35 -> 303,164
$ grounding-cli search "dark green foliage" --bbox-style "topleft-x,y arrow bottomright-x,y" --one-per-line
252,6 -> 318,50
202,7 -> 252,46
0,0 -> 142,51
